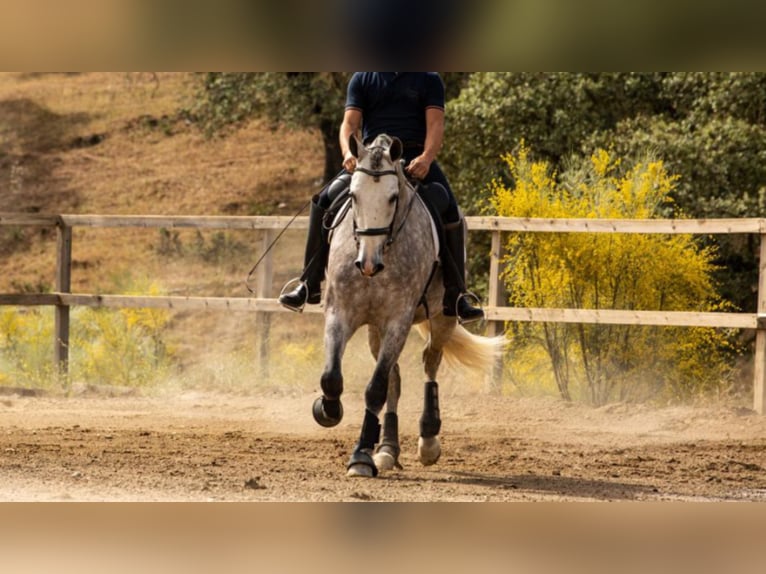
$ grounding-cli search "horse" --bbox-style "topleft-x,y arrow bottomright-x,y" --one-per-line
312,133 -> 505,478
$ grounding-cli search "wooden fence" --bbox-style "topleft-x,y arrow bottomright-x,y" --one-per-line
1,212 -> 765,413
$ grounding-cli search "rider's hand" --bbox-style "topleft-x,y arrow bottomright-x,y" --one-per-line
343,151 -> 357,172
405,154 -> 432,180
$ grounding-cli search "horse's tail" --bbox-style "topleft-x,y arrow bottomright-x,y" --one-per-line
414,323 -> 506,373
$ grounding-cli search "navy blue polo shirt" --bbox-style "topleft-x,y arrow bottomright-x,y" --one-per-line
345,72 -> 445,147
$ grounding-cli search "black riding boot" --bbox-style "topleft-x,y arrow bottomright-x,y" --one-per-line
442,218 -> 484,323
278,196 -> 328,311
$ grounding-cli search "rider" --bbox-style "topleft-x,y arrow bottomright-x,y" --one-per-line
278,72 -> 484,323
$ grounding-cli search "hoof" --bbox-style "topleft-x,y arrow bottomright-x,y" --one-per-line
312,397 -> 343,428
418,436 -> 441,466
347,449 -> 378,478
347,464 -> 376,478
373,446 -> 398,473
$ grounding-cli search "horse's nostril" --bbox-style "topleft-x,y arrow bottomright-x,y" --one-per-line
372,263 -> 385,276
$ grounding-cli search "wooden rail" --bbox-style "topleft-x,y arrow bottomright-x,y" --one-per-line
1,212 -> 765,413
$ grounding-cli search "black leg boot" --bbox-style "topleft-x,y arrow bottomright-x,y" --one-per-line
442,218 -> 484,323
278,196 -> 328,311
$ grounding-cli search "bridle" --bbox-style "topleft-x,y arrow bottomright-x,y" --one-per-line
352,163 -> 415,248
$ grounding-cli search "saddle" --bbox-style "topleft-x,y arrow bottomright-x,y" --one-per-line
414,181 -> 450,260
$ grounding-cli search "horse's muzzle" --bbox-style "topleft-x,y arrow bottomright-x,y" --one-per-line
355,257 -> 385,277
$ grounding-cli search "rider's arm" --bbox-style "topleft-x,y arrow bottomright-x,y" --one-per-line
423,107 -> 445,165
340,108 -> 363,171
406,107 -> 444,180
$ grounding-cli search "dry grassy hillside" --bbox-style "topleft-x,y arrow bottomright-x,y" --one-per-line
0,72 -> 329,377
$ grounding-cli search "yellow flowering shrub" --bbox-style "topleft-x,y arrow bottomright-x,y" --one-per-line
490,143 -> 739,404
72,279 -> 173,387
0,307 -> 55,389
0,278 -> 174,391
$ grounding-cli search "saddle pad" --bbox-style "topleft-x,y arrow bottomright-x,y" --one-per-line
415,193 -> 440,261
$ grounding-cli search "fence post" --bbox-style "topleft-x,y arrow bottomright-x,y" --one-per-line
55,221 -> 72,386
486,229 -> 505,393
754,229 -> 766,414
255,229 -> 275,379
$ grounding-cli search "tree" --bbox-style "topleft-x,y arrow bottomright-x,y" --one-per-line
585,74 -> 766,311
490,144 -> 738,405
193,73 -> 350,182
192,72 -> 472,183
442,73 -> 667,212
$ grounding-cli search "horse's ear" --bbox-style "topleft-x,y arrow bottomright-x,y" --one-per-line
349,134 -> 365,159
389,137 -> 403,162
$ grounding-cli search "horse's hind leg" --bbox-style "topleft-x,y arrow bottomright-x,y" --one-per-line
418,357 -> 442,466
417,319 -> 454,466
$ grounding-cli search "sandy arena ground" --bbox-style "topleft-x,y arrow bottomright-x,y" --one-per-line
0,386 -> 764,502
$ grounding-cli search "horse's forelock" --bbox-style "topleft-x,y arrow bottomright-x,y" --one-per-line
365,135 -> 397,171
370,147 -> 385,170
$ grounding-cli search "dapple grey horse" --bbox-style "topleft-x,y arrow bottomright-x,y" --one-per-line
312,134 -> 504,478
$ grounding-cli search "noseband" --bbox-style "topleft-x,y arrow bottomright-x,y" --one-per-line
352,165 -> 414,247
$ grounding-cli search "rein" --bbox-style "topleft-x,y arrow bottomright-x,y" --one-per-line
354,166 -> 398,180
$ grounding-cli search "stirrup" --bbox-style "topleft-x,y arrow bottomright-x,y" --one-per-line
455,292 -> 485,325
278,278 -> 309,313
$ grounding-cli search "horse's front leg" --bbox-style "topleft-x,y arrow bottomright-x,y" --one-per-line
375,364 -> 402,473
367,325 -> 402,473
313,310 -> 351,428
347,325 -> 408,478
